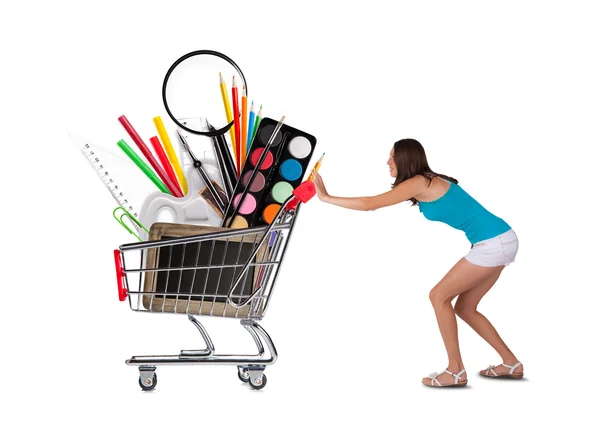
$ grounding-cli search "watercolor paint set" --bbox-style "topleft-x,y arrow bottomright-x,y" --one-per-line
221,117 -> 317,228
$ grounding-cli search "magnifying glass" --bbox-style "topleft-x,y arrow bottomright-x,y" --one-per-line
162,50 -> 248,137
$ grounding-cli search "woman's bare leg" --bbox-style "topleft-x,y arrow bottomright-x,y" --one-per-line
423,258 -> 505,386
454,270 -> 523,376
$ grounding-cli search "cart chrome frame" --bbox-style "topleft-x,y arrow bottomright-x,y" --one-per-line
114,196 -> 304,390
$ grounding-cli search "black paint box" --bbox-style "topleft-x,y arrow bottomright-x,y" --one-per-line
222,117 -> 317,228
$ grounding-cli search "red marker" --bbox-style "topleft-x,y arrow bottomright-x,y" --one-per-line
149,136 -> 182,196
118,115 -> 183,197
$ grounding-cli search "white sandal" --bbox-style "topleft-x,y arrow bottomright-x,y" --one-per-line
424,368 -> 468,387
480,361 -> 524,379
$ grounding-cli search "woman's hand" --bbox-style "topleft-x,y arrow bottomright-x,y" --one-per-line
312,170 -> 329,201
311,170 -> 373,211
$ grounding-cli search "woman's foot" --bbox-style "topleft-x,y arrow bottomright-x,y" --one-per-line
422,367 -> 468,387
480,360 -> 524,378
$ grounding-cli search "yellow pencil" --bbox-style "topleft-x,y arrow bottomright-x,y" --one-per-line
219,72 -> 237,161
308,153 -> 325,182
153,116 -> 188,195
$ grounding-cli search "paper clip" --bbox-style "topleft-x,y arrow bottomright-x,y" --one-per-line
113,207 -> 149,242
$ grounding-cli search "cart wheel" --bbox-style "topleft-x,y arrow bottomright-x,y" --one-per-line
249,374 -> 267,390
238,368 -> 250,383
139,373 -> 157,391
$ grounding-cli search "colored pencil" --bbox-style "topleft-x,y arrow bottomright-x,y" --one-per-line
153,116 -> 188,195
308,153 -> 325,182
251,104 -> 262,146
149,135 -> 183,196
219,72 -> 237,162
223,115 -> 286,227
241,85 -> 247,167
247,101 -> 255,154
232,76 -> 241,175
118,115 -> 183,197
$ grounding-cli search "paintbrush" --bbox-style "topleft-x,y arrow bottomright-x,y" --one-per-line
205,118 -> 234,200
208,121 -> 238,192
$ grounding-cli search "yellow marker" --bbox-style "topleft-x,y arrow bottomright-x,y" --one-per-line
219,72 -> 237,161
308,152 -> 325,182
153,116 -> 188,195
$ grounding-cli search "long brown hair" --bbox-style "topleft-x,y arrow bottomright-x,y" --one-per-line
391,139 -> 458,206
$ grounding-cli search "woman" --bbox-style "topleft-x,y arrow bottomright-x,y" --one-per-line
311,138 -> 522,388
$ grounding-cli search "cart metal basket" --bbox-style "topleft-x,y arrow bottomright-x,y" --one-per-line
114,189 -> 311,390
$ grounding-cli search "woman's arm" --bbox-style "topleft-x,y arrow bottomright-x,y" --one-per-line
312,171 -> 426,211
320,194 -> 371,211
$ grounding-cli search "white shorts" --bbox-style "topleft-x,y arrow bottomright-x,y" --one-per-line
464,229 -> 519,267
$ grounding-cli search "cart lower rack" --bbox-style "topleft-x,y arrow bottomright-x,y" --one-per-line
114,183 -> 314,390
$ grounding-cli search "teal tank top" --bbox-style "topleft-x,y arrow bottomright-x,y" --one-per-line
418,180 -> 511,245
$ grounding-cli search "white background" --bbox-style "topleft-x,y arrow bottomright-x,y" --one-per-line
2,0 -> 598,423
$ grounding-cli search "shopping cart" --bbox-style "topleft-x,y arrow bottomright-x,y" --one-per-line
113,182 -> 315,390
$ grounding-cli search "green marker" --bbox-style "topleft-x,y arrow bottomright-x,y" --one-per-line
117,139 -> 171,195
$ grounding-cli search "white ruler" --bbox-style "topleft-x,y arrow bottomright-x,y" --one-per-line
68,130 -> 155,238
79,141 -> 142,221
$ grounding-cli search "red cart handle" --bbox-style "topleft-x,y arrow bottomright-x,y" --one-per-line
113,249 -> 128,301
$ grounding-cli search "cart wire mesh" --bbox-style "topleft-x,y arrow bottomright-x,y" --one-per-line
115,200 -> 302,321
